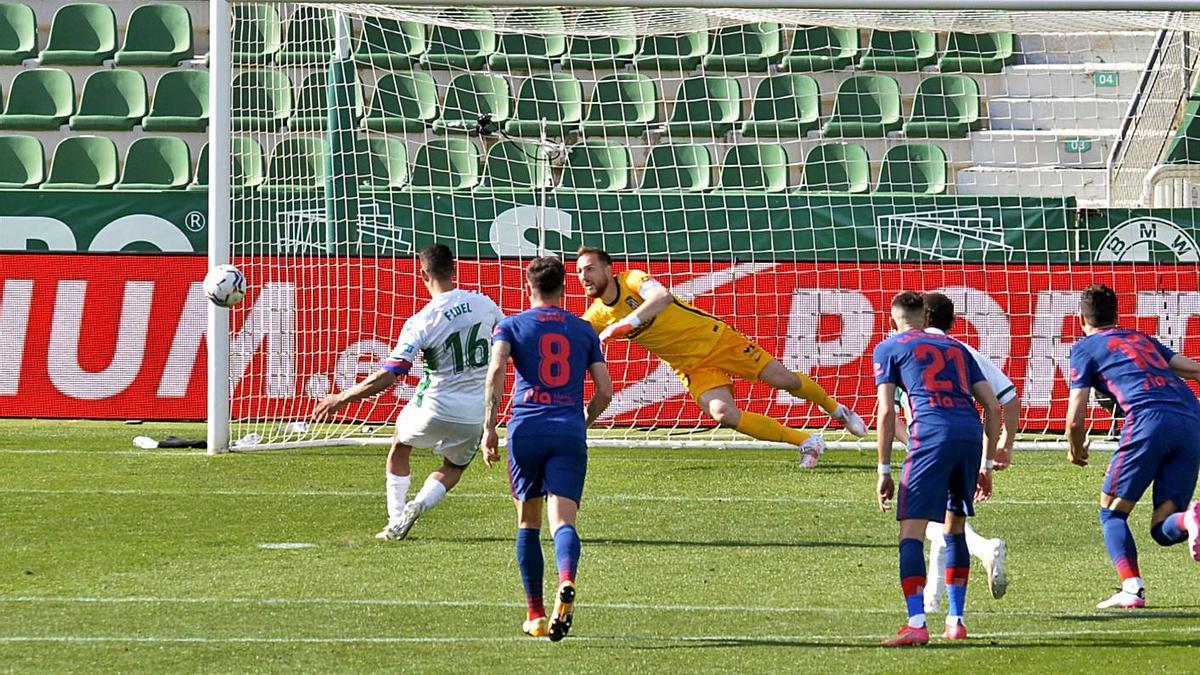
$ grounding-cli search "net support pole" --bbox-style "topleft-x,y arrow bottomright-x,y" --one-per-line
293,0 -> 1200,10
206,0 -> 233,455
326,12 -> 358,255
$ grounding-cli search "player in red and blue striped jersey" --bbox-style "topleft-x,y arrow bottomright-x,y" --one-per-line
1065,284 -> 1200,609
873,291 -> 1001,646
482,256 -> 613,642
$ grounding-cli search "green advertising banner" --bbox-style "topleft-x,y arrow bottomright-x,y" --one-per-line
0,190 -> 208,253
1079,208 -> 1200,262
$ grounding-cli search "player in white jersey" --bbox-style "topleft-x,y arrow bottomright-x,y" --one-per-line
314,244 -> 504,540
891,293 -> 1019,610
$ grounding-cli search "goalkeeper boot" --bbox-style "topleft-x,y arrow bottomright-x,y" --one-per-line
548,580 -> 575,642
881,625 -> 929,648
522,616 -> 549,638
832,404 -> 868,437
798,435 -> 826,469
376,500 -> 425,541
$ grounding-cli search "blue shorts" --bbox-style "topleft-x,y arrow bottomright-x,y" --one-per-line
507,431 -> 588,504
1104,411 -> 1200,509
897,423 -> 982,522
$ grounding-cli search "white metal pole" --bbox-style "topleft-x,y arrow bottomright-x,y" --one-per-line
290,0 -> 1200,9
207,0 -> 233,455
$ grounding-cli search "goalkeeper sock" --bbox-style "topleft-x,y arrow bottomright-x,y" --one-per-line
735,412 -> 810,446
788,372 -> 838,415
385,472 -> 410,523
414,476 -> 448,511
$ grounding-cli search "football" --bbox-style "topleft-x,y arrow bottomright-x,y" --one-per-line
203,264 -> 247,308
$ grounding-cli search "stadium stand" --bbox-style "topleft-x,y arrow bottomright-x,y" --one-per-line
580,72 -> 659,136
801,142 -> 871,193
115,135 -> 191,189
719,142 -> 790,192
362,71 -> 438,133
41,135 -> 118,189
481,139 -> 552,189
355,16 -> 425,68
740,73 -> 822,138
875,143 -> 949,194
69,69 -> 147,131
560,140 -> 632,191
0,68 -> 74,129
39,2 -> 117,65
640,143 -> 713,191
0,2 -> 37,64
0,134 -> 43,188
409,137 -> 480,189
488,8 -> 565,70
114,2 -> 193,66
505,72 -> 583,137
663,75 -> 742,137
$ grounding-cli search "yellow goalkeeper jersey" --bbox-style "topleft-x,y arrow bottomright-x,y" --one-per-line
582,269 -> 727,371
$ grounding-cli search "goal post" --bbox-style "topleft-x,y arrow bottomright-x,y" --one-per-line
209,1 -> 1200,453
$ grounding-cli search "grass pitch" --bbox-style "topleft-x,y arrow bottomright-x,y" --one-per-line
2,419 -> 1199,673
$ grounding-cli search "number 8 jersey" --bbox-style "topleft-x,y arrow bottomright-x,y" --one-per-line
386,289 -> 504,425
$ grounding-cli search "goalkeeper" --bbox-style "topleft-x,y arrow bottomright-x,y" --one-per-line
574,246 -> 866,466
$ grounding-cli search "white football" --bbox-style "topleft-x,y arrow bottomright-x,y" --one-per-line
203,264 -> 247,308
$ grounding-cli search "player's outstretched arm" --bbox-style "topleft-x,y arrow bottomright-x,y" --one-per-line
875,384 -> 897,512
1064,387 -> 1091,467
1169,353 -> 1200,383
598,280 -> 673,342
312,368 -> 398,420
585,362 -> 614,428
481,340 -> 511,467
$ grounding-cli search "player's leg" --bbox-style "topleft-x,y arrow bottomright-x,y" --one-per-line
923,521 -> 947,613
1147,432 -> 1200,561
394,422 -> 483,537
695,383 -> 825,467
1095,430 -> 1160,608
379,434 -> 413,538
543,436 -> 587,642
757,359 -> 867,437
963,521 -> 1008,600
508,431 -> 551,638
940,446 -> 979,639
883,517 -> 933,647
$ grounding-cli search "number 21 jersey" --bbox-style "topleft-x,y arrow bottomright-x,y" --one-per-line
873,329 -> 986,430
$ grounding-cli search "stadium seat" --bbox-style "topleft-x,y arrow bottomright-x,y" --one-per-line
410,138 -> 480,189
187,141 -> 208,190
740,73 -> 821,138
1165,102 -> 1200,163
422,8 -> 496,70
505,72 -> 583,137
0,2 -> 37,64
663,75 -> 741,137
822,74 -> 902,138
0,68 -> 75,130
561,8 -> 636,68
278,6 -> 335,65
858,30 -> 937,72
355,17 -> 425,67
0,134 -> 43,188
39,3 -> 116,65
231,70 -> 292,131
290,70 -> 363,131
580,72 -> 659,137
232,136 -> 265,189
903,74 -> 980,139
142,69 -> 208,132
362,71 -> 437,133
481,139 -> 552,189
702,22 -> 782,72
559,140 -> 632,191
41,135 -> 118,189
718,143 -> 789,192
488,8 -> 565,70
261,137 -> 327,192
115,136 -> 191,190
114,3 -> 194,66
635,29 -> 708,70
232,3 -> 281,64
799,142 -> 870,193
433,72 -> 510,134
359,136 -> 408,190
781,25 -> 859,72
69,69 -> 147,131
638,143 -> 713,191
939,32 -> 1014,74
875,143 -> 948,194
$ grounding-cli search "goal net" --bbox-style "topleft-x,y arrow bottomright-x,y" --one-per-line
214,2 -> 1200,452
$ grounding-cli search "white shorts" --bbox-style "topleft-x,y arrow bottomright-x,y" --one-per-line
394,404 -> 483,467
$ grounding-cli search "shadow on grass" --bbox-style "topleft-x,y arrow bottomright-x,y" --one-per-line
418,536 -> 890,549
1057,609 -> 1200,622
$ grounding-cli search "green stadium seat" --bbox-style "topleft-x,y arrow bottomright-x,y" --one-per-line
261,137 -> 327,192
278,6 -> 335,65
875,143 -> 948,194
69,69 -> 147,131
115,136 -> 191,190
741,74 -> 821,138
903,74 -> 980,139
0,68 -> 74,130
663,75 -> 741,137
422,8 -> 496,70
362,71 -> 437,133
290,70 -> 363,131
702,22 -> 782,72
232,3 -> 280,64
0,134 -> 43,188
434,72 -> 510,134
1166,101 -> 1200,163
635,30 -> 708,70
481,139 -> 552,189
39,3 -> 116,65
719,142 -> 790,192
355,17 -> 425,68
561,8 -> 636,68
822,74 -> 901,138
0,3 -> 37,64
187,141 -> 207,190
505,72 -> 583,137
781,25 -> 858,72
488,8 -> 565,70
560,140 -> 631,191
41,135 -> 118,189
939,32 -> 1014,74
114,3 -> 193,66
799,142 -> 870,193
231,70 -> 292,132
858,29 -> 937,72
359,136 -> 408,190
410,138 -> 480,190
639,143 -> 712,191
580,72 -> 659,137
232,136 -> 265,189
142,69 -> 208,132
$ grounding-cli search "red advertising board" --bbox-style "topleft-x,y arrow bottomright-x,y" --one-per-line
3,254 -> 1198,431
